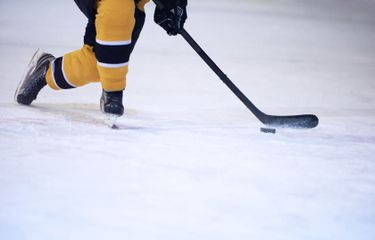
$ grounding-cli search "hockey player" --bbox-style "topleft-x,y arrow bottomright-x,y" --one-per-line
15,0 -> 187,125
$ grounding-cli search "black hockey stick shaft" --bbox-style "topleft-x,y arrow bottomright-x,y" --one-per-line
180,29 -> 266,119
180,29 -> 319,129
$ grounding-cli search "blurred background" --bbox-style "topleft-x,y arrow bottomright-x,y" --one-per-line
0,1 -> 375,240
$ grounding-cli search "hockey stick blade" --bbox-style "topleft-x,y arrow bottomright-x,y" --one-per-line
262,114 -> 319,129
180,29 -> 319,129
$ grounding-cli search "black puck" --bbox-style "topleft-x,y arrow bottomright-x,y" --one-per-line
260,127 -> 276,134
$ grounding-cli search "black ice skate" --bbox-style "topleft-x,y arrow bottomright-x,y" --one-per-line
100,90 -> 124,128
15,49 -> 55,105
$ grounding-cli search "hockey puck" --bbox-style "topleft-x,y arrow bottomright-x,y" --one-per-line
260,127 -> 276,134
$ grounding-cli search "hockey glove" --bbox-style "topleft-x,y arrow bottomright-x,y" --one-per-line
154,0 -> 187,36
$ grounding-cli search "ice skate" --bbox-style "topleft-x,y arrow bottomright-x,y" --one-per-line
100,90 -> 124,128
15,49 -> 55,105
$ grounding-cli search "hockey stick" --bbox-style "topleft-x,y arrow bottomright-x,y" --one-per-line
180,29 -> 319,129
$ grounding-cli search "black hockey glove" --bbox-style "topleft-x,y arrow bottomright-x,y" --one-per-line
154,0 -> 187,36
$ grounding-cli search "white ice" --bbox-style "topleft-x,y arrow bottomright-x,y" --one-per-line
1,0 -> 375,239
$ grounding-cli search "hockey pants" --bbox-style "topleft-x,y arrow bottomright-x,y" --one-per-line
45,0 -> 149,91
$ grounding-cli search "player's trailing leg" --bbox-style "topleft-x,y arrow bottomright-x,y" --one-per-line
15,49 -> 55,105
100,90 -> 124,128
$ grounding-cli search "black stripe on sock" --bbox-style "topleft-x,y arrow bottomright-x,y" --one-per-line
95,44 -> 131,65
53,57 -> 75,89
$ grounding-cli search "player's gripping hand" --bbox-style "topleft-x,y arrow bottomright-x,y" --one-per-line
154,0 -> 187,36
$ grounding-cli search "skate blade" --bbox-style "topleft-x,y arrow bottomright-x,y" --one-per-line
14,49 -> 44,103
104,114 -> 119,129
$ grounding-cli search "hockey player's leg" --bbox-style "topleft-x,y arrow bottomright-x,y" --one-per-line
95,0 -> 148,121
45,45 -> 100,90
15,49 -> 55,105
94,0 -> 137,118
16,45 -> 100,104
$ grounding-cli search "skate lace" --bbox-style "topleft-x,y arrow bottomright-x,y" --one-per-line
24,63 -> 49,95
108,95 -> 121,104
105,91 -> 123,106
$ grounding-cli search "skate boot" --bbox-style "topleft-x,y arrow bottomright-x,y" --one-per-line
100,90 -> 124,128
15,49 -> 55,105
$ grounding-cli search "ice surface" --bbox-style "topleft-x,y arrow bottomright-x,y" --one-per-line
1,0 -> 375,239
